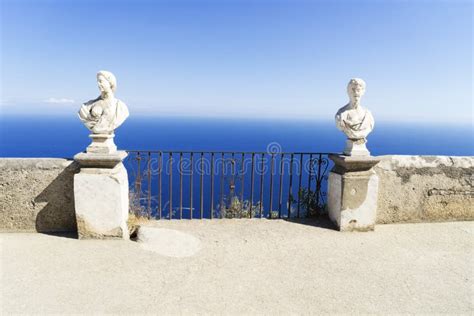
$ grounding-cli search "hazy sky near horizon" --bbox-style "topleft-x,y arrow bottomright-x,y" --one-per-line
1,0 -> 472,123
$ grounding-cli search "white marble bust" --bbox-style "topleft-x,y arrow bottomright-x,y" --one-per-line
335,78 -> 374,156
78,71 -> 129,134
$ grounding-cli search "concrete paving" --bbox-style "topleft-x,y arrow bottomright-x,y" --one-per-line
1,220 -> 473,314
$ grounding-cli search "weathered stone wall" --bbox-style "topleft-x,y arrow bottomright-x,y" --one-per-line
0,159 -> 78,232
375,155 -> 473,223
1,156 -> 472,232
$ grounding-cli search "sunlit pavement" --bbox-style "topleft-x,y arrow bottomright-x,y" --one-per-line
1,220 -> 472,314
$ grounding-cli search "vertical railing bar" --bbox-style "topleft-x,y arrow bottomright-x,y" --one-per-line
287,153 -> 294,219
190,152 -> 194,220
210,153 -> 215,219
230,152 -> 236,217
135,152 -> 142,218
278,153 -> 284,219
307,153 -> 313,217
297,153 -> 303,218
169,152 -> 173,220
147,152 -> 152,219
269,153 -> 274,218
179,152 -> 183,220
200,152 -> 204,219
158,151 -> 162,219
240,153 -> 245,215
259,153 -> 264,218
316,153 -> 323,209
229,152 -> 236,216
249,153 -> 255,218
308,154 -> 313,192
231,152 -> 235,176
220,153 -> 225,217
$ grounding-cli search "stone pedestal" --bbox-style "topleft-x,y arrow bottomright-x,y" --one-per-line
73,145 -> 129,239
327,154 -> 381,232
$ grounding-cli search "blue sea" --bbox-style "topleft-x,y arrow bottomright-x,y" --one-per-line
1,115 -> 472,219
1,115 -> 473,157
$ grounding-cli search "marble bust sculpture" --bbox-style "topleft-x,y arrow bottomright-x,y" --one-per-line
78,70 -> 129,134
335,78 -> 374,156
77,71 -> 129,156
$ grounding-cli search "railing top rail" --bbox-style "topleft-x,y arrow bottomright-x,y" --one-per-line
126,150 -> 338,155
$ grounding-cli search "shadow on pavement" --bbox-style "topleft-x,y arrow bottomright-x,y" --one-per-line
283,216 -> 337,231
39,231 -> 78,239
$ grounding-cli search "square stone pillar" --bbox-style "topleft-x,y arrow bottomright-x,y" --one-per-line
74,147 -> 129,239
327,154 -> 381,232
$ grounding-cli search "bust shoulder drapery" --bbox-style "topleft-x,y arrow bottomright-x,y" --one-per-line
79,97 -> 129,134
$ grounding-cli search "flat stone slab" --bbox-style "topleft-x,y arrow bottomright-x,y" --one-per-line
329,154 -> 381,173
74,150 -> 127,168
135,226 -> 202,257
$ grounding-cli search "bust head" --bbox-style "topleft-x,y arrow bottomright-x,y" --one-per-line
347,78 -> 366,106
97,70 -> 117,95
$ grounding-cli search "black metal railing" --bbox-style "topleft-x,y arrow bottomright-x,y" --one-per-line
124,150 -> 333,219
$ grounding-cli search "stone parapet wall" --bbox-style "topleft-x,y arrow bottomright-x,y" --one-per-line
0,158 -> 78,232
374,155 -> 474,223
1,156 -> 472,232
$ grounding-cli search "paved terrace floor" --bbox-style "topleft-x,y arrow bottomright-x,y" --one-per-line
1,220 -> 473,315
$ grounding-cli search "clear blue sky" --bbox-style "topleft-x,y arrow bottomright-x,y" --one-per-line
1,0 -> 472,123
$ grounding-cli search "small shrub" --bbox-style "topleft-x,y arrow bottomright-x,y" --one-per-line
298,188 -> 325,217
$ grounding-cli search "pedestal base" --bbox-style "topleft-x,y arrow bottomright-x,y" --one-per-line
74,163 -> 129,239
327,154 -> 381,232
86,133 -> 117,154
344,138 -> 370,156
